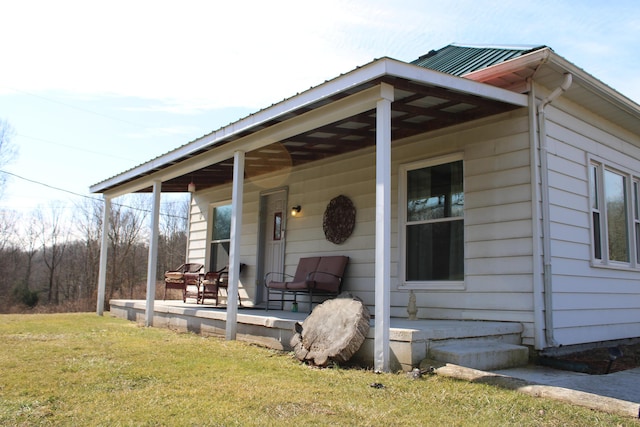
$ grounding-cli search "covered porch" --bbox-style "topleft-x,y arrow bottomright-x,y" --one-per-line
109,299 -> 528,372
92,56 -> 529,372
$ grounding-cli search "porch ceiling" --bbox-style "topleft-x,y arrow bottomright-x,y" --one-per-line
138,75 -> 519,193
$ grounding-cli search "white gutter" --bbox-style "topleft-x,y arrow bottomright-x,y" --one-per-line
547,53 -> 640,118
528,84 -> 545,350
536,73 -> 573,348
526,50 -> 553,350
538,73 -> 572,113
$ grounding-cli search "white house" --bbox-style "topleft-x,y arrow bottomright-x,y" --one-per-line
92,44 -> 640,371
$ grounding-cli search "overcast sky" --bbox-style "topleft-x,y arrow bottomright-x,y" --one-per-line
1,0 -> 639,215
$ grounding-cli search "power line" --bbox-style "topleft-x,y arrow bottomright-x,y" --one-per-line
17,133 -> 138,162
2,86 -> 151,129
1,169 -> 98,201
0,169 -> 188,220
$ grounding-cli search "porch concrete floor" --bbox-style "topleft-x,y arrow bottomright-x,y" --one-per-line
109,299 -> 525,372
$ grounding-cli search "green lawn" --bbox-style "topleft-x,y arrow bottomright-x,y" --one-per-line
0,313 -> 635,426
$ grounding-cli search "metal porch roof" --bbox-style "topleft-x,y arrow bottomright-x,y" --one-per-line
91,57 -> 526,196
91,43 -> 640,198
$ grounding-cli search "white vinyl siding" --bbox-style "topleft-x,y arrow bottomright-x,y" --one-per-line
542,99 -> 640,346
634,181 -> 640,264
187,110 -> 539,343
189,103 -> 637,349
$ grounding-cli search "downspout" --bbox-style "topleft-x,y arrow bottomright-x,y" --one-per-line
536,73 -> 572,348
528,85 -> 545,350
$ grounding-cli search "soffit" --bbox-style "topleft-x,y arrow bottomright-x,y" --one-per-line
91,58 -> 526,195
146,75 -> 520,193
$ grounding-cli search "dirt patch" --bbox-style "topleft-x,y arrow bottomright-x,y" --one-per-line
539,342 -> 640,375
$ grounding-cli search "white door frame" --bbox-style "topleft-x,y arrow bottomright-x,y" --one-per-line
256,187 -> 288,304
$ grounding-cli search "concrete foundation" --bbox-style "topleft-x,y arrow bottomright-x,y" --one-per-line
109,299 -> 527,372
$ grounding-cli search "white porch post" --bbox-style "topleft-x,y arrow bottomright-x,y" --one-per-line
96,195 -> 111,316
226,150 -> 245,340
374,83 -> 394,372
145,180 -> 162,327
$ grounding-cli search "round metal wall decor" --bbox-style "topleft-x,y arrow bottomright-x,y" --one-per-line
323,195 -> 356,244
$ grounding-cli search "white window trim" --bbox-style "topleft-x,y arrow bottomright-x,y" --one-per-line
397,152 -> 465,291
588,155 -> 640,271
206,200 -> 232,272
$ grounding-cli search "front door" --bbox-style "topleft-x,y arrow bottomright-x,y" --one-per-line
257,189 -> 287,304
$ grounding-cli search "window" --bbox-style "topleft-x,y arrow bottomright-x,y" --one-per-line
590,160 -> 640,267
209,204 -> 232,271
400,155 -> 464,287
634,181 -> 640,264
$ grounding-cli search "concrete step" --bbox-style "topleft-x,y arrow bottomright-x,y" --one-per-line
429,342 -> 529,371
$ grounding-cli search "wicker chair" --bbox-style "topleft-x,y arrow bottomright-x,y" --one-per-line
163,263 -> 203,302
199,264 -> 245,306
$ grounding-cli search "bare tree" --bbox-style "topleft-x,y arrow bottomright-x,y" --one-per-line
0,119 -> 17,199
0,120 -> 22,309
19,213 -> 40,292
108,195 -> 149,300
0,209 -> 19,252
158,196 -> 189,274
74,197 -> 104,302
0,189 -> 192,312
37,203 -> 69,305
0,210 -> 20,307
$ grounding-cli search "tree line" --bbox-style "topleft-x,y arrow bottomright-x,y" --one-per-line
0,195 -> 189,313
0,118 -> 192,313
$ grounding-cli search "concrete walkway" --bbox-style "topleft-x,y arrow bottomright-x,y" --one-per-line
446,365 -> 640,419
495,365 -> 640,405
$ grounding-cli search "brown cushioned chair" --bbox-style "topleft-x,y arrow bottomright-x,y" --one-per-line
265,256 -> 348,313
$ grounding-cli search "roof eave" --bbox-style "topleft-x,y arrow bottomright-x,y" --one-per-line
462,47 -> 553,83
91,58 -> 528,195
545,52 -> 640,120
91,58 -> 391,194
463,47 -> 640,124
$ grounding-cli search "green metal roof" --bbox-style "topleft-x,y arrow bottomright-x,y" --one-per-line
411,44 -> 549,76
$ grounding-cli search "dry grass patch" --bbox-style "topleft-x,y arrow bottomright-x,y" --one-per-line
0,313 -> 637,426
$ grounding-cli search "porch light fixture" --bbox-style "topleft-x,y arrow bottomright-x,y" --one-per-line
188,180 -> 196,193
291,205 -> 301,216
